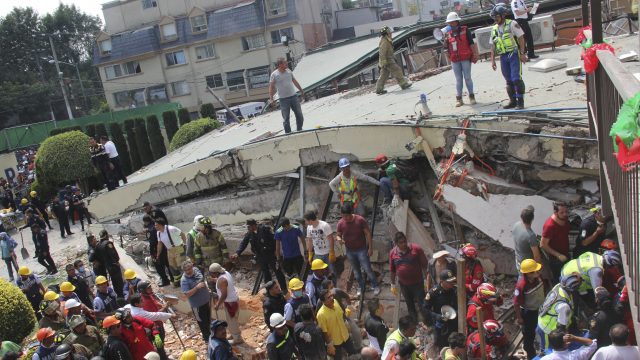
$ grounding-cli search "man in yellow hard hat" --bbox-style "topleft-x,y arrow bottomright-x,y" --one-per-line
513,259 -> 546,359
39,291 -> 66,331
29,190 -> 53,230
93,275 -> 118,320
122,269 -> 141,302
16,265 -> 46,319
305,259 -> 330,308
284,277 -> 310,327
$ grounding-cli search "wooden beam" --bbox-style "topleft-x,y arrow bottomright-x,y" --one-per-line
457,258 -> 467,337
477,307 -> 487,360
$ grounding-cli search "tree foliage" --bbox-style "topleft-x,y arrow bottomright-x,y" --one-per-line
0,279 -> 37,344
134,118 -> 154,166
146,115 -> 166,160
178,108 -> 191,126
109,122 -> 132,175
123,119 -> 142,171
49,125 -> 82,136
162,110 -> 179,142
200,103 -> 216,119
169,118 -> 221,152
36,130 -> 93,186
95,123 -> 108,138
85,124 -> 96,139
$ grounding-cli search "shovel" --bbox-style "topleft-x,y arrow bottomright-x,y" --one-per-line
19,230 -> 29,260
156,294 -> 186,351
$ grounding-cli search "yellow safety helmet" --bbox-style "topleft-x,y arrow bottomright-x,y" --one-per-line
59,281 -> 76,292
95,275 -> 108,285
520,259 -> 542,274
123,269 -> 136,280
310,259 -> 328,271
289,277 -> 304,291
30,191 -> 37,198
179,350 -> 197,360
44,291 -> 60,301
20,198 -> 28,205
18,266 -> 31,276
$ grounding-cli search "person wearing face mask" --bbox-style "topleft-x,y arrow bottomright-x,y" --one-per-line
284,278 -> 311,327
209,263 -> 244,345
443,12 -> 478,107
74,260 -> 95,291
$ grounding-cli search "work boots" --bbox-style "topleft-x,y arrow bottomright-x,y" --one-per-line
456,96 -> 464,107
516,97 -> 525,110
503,86 -> 517,109
469,94 -> 477,105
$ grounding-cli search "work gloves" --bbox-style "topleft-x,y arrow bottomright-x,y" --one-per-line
154,334 -> 164,349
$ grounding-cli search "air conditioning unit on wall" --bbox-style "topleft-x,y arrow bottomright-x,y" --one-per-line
474,14 -> 556,55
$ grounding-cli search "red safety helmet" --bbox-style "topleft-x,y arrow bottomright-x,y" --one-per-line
459,243 -> 478,259
483,319 -> 504,340
375,153 -> 389,166
476,282 -> 497,301
600,239 -> 618,251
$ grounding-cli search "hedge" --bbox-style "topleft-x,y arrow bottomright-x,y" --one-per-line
0,279 -> 37,344
200,103 -> 216,119
123,119 -> 142,171
134,117 -> 154,166
169,118 -> 221,152
95,123 -> 108,138
162,110 -> 179,142
178,108 -> 191,126
35,131 -> 93,187
49,125 -> 82,136
85,124 -> 96,139
146,115 -> 166,160
109,122 -> 132,175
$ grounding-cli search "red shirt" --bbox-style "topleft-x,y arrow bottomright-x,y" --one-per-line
389,243 -> 428,286
513,275 -> 543,308
465,260 -> 484,295
337,215 -> 369,251
466,331 -> 508,358
120,316 -> 158,360
141,294 -> 165,328
542,216 -> 570,257
466,294 -> 503,329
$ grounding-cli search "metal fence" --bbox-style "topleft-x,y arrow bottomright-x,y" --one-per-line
587,49 -> 640,344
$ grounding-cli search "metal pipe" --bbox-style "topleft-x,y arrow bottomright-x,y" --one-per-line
49,35 -> 73,120
480,106 -> 587,114
299,166 -> 305,219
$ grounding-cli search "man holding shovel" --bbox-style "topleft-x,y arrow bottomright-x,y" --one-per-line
209,263 -> 244,345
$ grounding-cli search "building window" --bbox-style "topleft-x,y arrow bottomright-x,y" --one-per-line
248,66 -> 270,89
190,14 -> 207,33
270,27 -> 294,44
114,88 -> 145,108
170,81 -> 190,96
205,74 -> 224,89
226,70 -> 245,91
161,23 -> 177,41
105,61 -> 141,80
142,0 -> 158,9
165,50 -> 187,67
147,85 -> 168,104
266,0 -> 287,17
241,34 -> 265,51
99,39 -> 112,56
195,44 -> 215,60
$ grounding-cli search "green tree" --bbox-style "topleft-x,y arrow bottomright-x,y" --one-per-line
178,108 -> 191,126
109,122 -> 132,175
170,118 -> 221,152
35,130 -> 93,187
0,279 -> 37,344
134,118 -> 153,166
95,123 -> 108,138
85,124 -> 96,139
124,119 -> 142,171
49,125 -> 82,136
200,103 -> 216,119
146,115 -> 166,160
162,110 -> 179,142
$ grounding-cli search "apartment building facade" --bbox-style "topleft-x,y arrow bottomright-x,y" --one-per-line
94,0 -> 339,113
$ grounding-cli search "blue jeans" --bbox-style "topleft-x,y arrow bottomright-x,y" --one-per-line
279,95 -> 304,133
345,248 -> 378,290
380,177 -> 410,203
500,52 -> 524,98
452,60 -> 474,97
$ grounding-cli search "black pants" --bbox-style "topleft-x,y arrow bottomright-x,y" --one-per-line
193,302 -> 211,341
400,281 -> 426,320
516,18 -> 536,57
77,207 -> 92,229
38,250 -> 56,272
107,265 -> 124,298
282,255 -> 304,277
154,247 -> 173,285
68,205 -> 76,225
110,157 -> 127,184
39,210 -> 53,229
335,337 -> 357,360
259,256 -> 287,292
57,215 -> 72,237
522,308 -> 539,360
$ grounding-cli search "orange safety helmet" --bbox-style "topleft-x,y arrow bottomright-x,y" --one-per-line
102,315 -> 121,329
375,154 -> 389,166
600,239 -> 618,251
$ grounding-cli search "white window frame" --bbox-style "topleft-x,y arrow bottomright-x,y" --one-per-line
165,50 -> 187,67
270,27 -> 294,44
205,74 -> 224,89
170,80 -> 190,96
266,0 -> 287,17
248,66 -> 270,89
195,43 -> 216,60
142,0 -> 158,9
104,61 -> 141,80
99,39 -> 112,56
161,22 -> 177,41
226,70 -> 246,91
190,14 -> 208,33
241,34 -> 266,51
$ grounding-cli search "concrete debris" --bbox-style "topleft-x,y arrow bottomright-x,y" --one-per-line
528,58 -> 567,72
408,65 -> 452,82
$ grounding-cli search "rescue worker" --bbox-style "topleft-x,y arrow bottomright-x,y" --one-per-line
142,215 -> 172,286
513,259 -> 546,360
125,294 -> 172,360
375,26 -> 412,95
208,320 -> 237,360
284,277 -> 311,326
63,315 -> 104,357
193,216 -> 229,270
305,259 -> 330,308
155,218 -> 187,285
263,280 -> 287,330
185,215 -> 204,262
136,281 -> 171,351
423,270 -> 459,348
20,209 -> 46,258
275,217 -> 306,277
115,307 -> 163,360
489,3 -> 528,109
209,263 -> 244,345
86,234 -> 106,278
599,240 -> 622,296
560,250 -> 621,303
588,287 -> 620,348
65,264 -> 93,308
233,219 -> 287,292
39,292 -> 66,331
375,154 -> 410,205
536,273 -> 582,351
426,250 -> 457,291
466,320 -> 508,359
328,158 -> 380,215
64,299 -> 96,327
460,243 -> 484,297
33,223 -> 57,274
294,304 -> 328,360
443,12 -> 478,107
54,343 -> 87,360
16,265 -> 46,319
122,269 -> 141,302
33,327 -> 58,360
573,205 -> 610,258
71,188 -> 92,231
614,278 -> 637,345
102,316 -> 133,360
93,230 -> 124,298
93,275 -> 118,320
364,298 -> 389,355
51,195 -> 72,238
29,191 -> 53,230
382,315 -> 418,360
267,313 -> 299,360
466,282 -> 503,330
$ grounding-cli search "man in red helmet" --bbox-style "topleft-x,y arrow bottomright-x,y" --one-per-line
466,320 -> 508,359
459,243 -> 484,297
466,282 -> 503,330
115,307 -> 162,360
375,154 -> 410,206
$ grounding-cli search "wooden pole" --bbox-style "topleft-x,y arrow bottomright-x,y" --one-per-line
477,307 -> 487,360
457,258 -> 467,336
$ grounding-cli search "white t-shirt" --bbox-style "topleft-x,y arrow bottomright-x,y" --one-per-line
511,0 -> 529,19
270,69 -> 298,99
157,225 -> 183,249
489,20 -> 525,44
592,345 -> 640,360
104,140 -> 118,158
307,220 -> 333,255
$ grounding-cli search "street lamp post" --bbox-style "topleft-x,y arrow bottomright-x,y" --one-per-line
51,60 -> 87,110
48,35 -> 74,120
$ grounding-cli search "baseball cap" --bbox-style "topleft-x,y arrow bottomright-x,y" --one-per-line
433,250 -> 450,259
439,269 -> 456,282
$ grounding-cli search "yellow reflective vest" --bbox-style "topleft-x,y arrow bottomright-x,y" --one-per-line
561,251 -> 603,292
491,19 -> 518,55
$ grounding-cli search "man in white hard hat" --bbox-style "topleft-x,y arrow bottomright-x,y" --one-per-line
267,313 -> 299,360
443,11 -> 479,107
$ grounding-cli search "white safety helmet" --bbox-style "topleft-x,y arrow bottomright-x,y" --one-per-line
194,215 -> 205,231
64,298 -> 81,310
446,12 -> 462,23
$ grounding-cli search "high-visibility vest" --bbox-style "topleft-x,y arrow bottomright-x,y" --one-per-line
491,19 -> 518,55
384,329 -> 416,360
537,284 -> 573,334
561,251 -> 603,292
339,176 -> 360,208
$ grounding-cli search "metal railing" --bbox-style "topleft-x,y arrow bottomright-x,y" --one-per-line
587,49 -> 640,344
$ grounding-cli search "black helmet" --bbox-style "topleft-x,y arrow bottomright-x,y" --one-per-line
55,343 -> 73,359
490,3 -> 508,17
137,280 -> 151,294
380,26 -> 391,35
